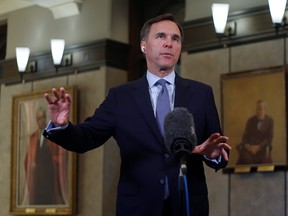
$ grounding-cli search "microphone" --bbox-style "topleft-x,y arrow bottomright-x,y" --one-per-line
164,107 -> 197,173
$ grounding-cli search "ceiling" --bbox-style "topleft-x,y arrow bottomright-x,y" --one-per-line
0,0 -> 269,22
0,0 -> 81,19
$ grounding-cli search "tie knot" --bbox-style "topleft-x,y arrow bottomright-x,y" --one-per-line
156,79 -> 168,87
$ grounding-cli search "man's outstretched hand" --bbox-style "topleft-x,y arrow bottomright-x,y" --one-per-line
44,87 -> 71,127
192,133 -> 231,161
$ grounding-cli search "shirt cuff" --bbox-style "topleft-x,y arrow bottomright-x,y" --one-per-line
204,155 -> 222,164
45,120 -> 68,132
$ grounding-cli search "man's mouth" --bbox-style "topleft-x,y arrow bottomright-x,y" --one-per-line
161,53 -> 173,57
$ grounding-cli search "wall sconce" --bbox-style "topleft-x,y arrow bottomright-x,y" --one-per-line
51,39 -> 72,72
16,47 -> 37,82
16,47 -> 30,72
268,0 -> 287,34
268,0 -> 287,25
51,39 -> 65,65
212,3 -> 236,37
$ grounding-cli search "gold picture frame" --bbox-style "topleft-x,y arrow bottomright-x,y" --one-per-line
221,67 -> 287,173
10,86 -> 77,215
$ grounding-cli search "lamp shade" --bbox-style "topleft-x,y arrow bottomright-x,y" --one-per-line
16,47 -> 30,72
51,39 -> 65,65
212,3 -> 230,34
268,0 -> 287,24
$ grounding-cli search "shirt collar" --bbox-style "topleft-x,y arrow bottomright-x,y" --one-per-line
146,71 -> 175,88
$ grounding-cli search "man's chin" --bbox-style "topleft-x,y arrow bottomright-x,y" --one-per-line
159,66 -> 174,73
159,61 -> 176,70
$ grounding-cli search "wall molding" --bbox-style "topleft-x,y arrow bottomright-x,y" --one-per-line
182,5 -> 287,54
0,39 -> 130,85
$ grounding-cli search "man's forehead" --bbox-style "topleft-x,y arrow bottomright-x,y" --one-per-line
151,20 -> 180,31
150,21 -> 181,37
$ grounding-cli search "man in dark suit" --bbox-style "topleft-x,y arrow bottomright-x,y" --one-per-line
237,99 -> 274,164
43,14 -> 231,216
24,107 -> 68,205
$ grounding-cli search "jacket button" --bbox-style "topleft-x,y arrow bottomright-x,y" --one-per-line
164,153 -> 170,158
160,179 -> 165,184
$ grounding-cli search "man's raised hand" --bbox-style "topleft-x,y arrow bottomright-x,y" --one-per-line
44,87 -> 71,126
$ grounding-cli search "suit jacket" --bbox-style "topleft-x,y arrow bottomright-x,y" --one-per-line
237,115 -> 273,164
44,74 -> 227,216
242,115 -> 273,148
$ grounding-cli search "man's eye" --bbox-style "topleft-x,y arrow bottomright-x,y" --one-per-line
157,34 -> 165,39
173,37 -> 180,42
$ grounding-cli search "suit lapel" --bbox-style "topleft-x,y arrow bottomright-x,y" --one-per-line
174,75 -> 191,108
131,76 -> 164,145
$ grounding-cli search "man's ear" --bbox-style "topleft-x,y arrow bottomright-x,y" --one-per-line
140,41 -> 146,53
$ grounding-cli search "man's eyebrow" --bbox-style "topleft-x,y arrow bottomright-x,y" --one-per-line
155,32 -> 165,37
172,34 -> 181,39
155,32 -> 181,38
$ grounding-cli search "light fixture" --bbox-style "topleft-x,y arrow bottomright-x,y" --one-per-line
212,3 -> 230,34
268,0 -> 287,24
15,47 -> 36,82
14,39 -> 71,82
16,47 -> 30,72
50,39 -> 72,72
51,39 -> 65,65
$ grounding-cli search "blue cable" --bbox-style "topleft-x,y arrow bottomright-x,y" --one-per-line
183,174 -> 191,216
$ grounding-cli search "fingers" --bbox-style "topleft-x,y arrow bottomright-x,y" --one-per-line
65,93 -> 72,103
44,93 -> 53,104
219,142 -> 232,151
60,87 -> 72,103
52,88 -> 61,103
215,134 -> 229,143
221,148 -> 229,161
44,87 -> 70,104
211,133 -> 231,161
59,87 -> 67,98
218,141 -> 231,161
209,133 -> 221,141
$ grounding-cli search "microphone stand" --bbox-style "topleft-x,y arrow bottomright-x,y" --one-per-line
178,167 -> 185,216
178,157 -> 191,216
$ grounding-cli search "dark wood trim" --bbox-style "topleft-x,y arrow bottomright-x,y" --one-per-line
0,23 -> 7,60
0,39 -> 129,85
128,0 -> 142,81
182,5 -> 288,54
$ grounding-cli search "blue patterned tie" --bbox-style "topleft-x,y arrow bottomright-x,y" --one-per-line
156,79 -> 171,136
155,79 -> 171,199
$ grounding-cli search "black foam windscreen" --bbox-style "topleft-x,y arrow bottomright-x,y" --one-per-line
164,107 -> 197,160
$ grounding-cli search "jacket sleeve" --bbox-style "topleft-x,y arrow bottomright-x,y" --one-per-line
202,86 -> 229,171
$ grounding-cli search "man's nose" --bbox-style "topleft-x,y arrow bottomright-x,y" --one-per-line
163,39 -> 172,48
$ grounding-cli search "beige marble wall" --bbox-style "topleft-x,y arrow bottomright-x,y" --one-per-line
181,49 -> 230,216
230,40 -> 285,72
0,67 -> 126,216
181,49 -> 229,112
185,0 -> 267,21
230,172 -> 285,216
180,37 -> 287,216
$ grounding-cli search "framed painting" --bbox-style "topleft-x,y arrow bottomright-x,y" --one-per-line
221,67 -> 287,173
10,86 -> 77,215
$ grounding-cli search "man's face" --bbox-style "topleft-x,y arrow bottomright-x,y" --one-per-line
36,111 -> 46,130
141,20 -> 182,75
256,102 -> 266,120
